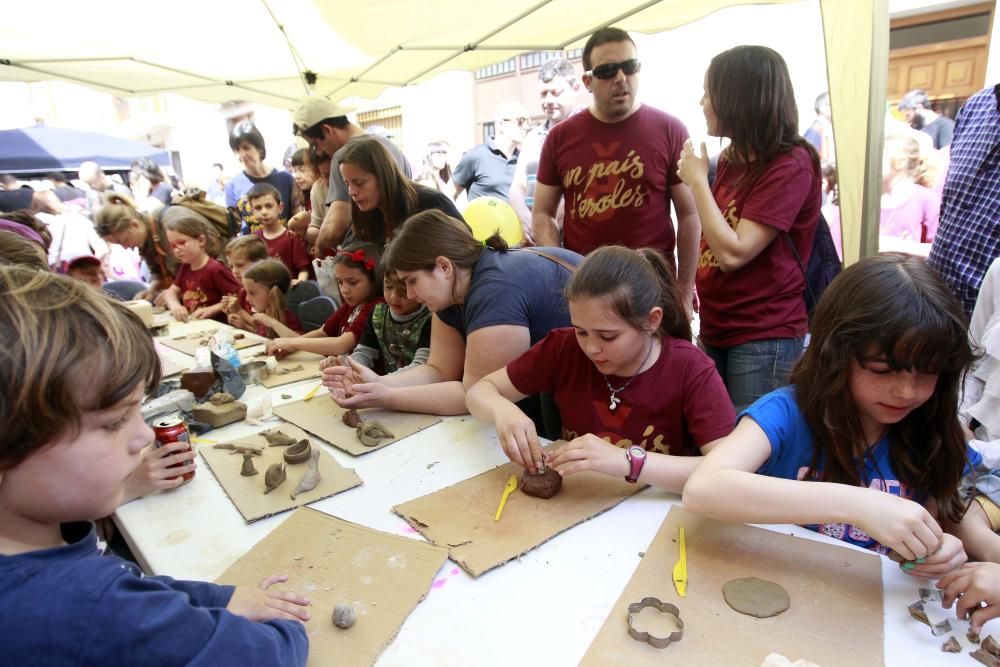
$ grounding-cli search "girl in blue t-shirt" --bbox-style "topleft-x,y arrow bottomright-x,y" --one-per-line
684,253 -> 977,574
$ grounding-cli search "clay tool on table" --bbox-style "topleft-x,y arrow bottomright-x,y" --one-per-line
192,437 -> 218,444
672,525 -> 687,598
494,475 -> 519,522
303,382 -> 322,401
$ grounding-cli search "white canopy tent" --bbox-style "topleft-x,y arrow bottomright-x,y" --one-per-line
0,0 -> 886,263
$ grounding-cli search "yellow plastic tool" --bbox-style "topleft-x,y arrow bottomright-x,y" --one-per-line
493,475 -> 519,522
191,437 -> 217,444
303,382 -> 323,401
672,526 -> 687,598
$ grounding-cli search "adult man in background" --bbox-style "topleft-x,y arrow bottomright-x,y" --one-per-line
452,100 -> 529,203
899,89 -> 955,150
532,27 -> 699,316
78,161 -> 132,212
509,58 -> 581,244
293,96 -> 412,254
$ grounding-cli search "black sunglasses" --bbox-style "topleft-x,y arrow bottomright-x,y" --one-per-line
586,59 -> 641,80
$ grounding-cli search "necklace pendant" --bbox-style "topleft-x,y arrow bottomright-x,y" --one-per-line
609,395 -> 620,411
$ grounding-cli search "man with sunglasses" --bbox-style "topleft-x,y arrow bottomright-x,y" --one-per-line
452,100 -> 530,203
532,27 -> 700,318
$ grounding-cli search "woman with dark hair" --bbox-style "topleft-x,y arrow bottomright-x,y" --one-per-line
322,210 -> 580,434
224,121 -> 299,234
338,137 -> 463,247
413,140 -> 453,193
677,45 -> 822,411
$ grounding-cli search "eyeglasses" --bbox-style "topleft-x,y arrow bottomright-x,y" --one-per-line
501,117 -> 530,126
586,59 -> 641,80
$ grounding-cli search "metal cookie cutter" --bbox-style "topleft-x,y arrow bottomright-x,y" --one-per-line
626,597 -> 684,649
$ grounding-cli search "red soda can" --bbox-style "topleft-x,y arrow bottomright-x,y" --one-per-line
152,415 -> 195,482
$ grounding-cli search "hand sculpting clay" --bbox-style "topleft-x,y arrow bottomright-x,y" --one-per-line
283,439 -> 312,464
291,449 -> 321,499
263,462 -> 286,494
356,421 -> 394,447
240,452 -> 259,476
261,428 -> 296,447
333,604 -> 356,629
342,409 -> 363,428
520,468 -> 563,499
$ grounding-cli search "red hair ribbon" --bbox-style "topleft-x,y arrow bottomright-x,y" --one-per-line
337,248 -> 376,271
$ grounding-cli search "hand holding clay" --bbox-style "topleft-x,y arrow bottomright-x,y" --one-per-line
190,306 -> 215,320
266,338 -> 295,359
903,533 -> 967,578
938,562 -> 1000,632
169,303 -> 190,322
220,294 -> 239,315
326,370 -> 391,409
322,356 -> 372,400
227,574 -> 312,623
548,434 -> 630,479
493,401 -> 545,473
854,490 -> 943,561
122,441 -> 196,503
227,310 -> 254,331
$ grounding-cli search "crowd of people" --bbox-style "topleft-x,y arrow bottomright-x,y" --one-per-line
1,24 -> 1000,665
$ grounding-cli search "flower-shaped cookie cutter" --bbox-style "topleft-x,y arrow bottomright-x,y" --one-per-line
626,597 -> 684,649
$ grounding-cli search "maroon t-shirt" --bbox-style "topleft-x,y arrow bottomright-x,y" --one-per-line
696,146 -> 822,347
255,307 -> 303,338
173,258 -> 241,323
321,298 -> 384,342
507,328 -> 735,456
255,228 -> 313,279
537,105 -> 688,263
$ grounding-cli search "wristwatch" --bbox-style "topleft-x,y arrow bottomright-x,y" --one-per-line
625,446 -> 647,483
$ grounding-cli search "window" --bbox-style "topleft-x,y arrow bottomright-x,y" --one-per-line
357,106 -> 403,147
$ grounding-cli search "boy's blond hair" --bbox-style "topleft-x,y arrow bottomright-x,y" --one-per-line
225,235 -> 268,262
0,266 -> 160,469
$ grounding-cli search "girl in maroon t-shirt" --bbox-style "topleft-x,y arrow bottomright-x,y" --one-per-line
233,259 -> 304,339
466,246 -> 735,491
159,216 -> 240,324
677,45 -> 822,411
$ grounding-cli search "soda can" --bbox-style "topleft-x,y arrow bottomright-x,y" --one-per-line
152,415 -> 194,482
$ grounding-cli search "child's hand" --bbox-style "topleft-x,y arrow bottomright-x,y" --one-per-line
190,306 -> 214,320
266,338 -> 295,359
290,278 -> 302,289
856,491 -> 943,561
251,313 -> 274,327
169,304 -> 190,322
220,294 -> 240,315
676,139 -> 710,187
227,311 -> 255,331
938,562 -> 1000,632
902,533 -> 967,578
122,441 -> 196,502
548,434 -> 630,479
493,402 -> 545,473
226,574 -> 311,624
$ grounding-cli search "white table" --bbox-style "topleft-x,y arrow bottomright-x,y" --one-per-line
116,323 -> 990,666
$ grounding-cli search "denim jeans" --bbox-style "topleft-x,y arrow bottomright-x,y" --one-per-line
702,337 -> 805,413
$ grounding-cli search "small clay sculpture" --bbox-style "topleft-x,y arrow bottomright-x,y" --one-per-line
971,629 -> 983,644
240,452 -> 259,476
333,604 -> 356,629
972,648 -> 1000,667
291,449 -> 322,499
940,636 -> 961,653
281,393 -> 292,399
520,467 -> 563,499
722,577 -> 790,618
261,428 -> 297,446
342,409 -> 363,428
984,636 -> 1000,656
263,462 -> 286,494
209,392 -> 235,405
284,439 -> 313,464
213,443 -> 263,456
356,420 -> 394,447
275,364 -> 304,375
233,333 -> 245,340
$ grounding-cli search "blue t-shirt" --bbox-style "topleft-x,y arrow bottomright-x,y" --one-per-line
436,247 -> 581,343
1,522 -> 308,665
225,169 -> 297,234
743,386 -> 981,554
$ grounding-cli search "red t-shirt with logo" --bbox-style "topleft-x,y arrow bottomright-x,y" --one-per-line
506,328 -> 735,455
536,105 -> 688,265
255,228 -> 314,279
173,258 -> 241,323
696,146 -> 822,347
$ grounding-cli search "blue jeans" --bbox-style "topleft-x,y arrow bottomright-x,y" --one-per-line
702,337 -> 804,413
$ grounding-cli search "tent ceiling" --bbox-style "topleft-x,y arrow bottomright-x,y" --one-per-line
1,0 -> 796,107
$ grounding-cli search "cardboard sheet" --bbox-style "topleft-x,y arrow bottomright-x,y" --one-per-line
217,508 -> 449,667
159,324 -> 268,356
393,455 -> 644,577
273,398 -> 441,456
581,507 -> 884,666
199,423 -> 362,523
259,350 -> 323,388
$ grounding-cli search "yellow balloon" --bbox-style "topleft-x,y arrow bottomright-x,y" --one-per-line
462,196 -> 523,245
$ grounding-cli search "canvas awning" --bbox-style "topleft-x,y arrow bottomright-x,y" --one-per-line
0,0 -> 885,262
0,126 -> 170,174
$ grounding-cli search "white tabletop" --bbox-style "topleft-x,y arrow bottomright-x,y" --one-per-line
116,323 -> 991,666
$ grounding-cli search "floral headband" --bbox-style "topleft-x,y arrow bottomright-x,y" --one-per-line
336,248 -> 376,271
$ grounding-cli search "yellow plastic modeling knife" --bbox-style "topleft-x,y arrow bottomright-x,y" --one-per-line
303,382 -> 322,401
494,475 -> 519,522
672,526 -> 687,597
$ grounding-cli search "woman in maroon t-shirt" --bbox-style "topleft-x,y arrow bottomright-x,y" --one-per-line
677,45 -> 822,411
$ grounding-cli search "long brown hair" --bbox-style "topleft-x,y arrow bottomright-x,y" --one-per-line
706,45 -> 819,188
339,136 -> 420,245
791,253 -> 974,523
383,209 -> 497,274
565,246 -> 690,341
94,192 -> 147,237
243,259 -> 292,336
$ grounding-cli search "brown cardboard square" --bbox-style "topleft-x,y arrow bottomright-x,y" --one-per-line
217,508 -> 449,667
393,451 -> 644,577
259,350 -> 323,388
273,397 -> 441,456
159,324 -> 268,355
580,506 -> 884,666
199,423 -> 362,523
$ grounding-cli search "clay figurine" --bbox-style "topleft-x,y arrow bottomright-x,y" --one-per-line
972,637 -> 1000,667
261,428 -> 296,446
332,604 -> 356,629
240,452 -> 259,477
283,439 -> 312,465
275,364 -> 304,375
356,421 -> 394,447
342,409 -> 363,428
263,462 -> 286,494
520,467 -> 563,499
940,636 -> 961,653
209,392 -> 235,405
213,443 -> 263,456
291,449 -> 322,499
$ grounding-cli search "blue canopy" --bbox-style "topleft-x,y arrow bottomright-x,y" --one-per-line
0,125 -> 170,174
